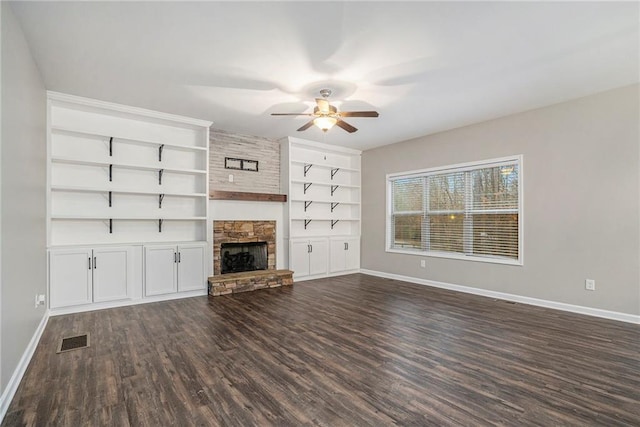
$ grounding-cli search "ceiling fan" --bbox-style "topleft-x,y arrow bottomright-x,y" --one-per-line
271,89 -> 379,133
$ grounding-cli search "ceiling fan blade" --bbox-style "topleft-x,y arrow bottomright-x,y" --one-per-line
297,120 -> 315,132
271,113 -> 314,116
336,120 -> 358,133
339,111 -> 379,118
316,98 -> 330,114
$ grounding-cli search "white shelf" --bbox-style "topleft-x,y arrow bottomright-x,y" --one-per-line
51,215 -> 207,220
291,198 -> 359,205
291,217 -> 358,221
51,126 -> 207,152
51,185 -> 206,198
48,93 -> 211,247
51,156 -> 206,175
291,179 -> 360,189
290,159 -> 359,172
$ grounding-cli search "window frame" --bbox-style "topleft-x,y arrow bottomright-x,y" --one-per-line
386,155 -> 524,266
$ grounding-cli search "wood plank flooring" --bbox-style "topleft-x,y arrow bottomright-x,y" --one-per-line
3,274 -> 640,426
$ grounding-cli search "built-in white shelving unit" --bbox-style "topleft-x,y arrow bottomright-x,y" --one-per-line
47,92 -> 212,313
280,137 -> 361,280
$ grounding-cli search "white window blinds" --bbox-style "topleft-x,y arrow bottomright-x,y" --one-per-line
388,157 -> 522,264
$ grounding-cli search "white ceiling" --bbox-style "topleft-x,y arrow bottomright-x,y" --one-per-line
10,1 -> 639,151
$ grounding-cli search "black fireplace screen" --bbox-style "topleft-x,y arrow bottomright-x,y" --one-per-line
221,241 -> 268,274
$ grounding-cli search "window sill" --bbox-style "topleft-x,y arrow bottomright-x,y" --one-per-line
386,248 -> 523,266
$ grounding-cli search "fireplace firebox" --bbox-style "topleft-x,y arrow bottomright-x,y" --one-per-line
221,241 -> 268,274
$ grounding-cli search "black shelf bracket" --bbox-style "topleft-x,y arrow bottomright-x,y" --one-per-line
109,218 -> 113,234
304,219 -> 312,229
304,201 -> 313,211
331,202 -> 339,212
331,220 -> 340,229
158,219 -> 163,233
158,144 -> 164,162
109,137 -> 113,157
158,169 -> 164,185
331,185 -> 339,196
303,182 -> 312,194
159,194 -> 165,208
109,164 -> 113,182
331,168 -> 340,180
303,164 -> 313,177
108,191 -> 112,207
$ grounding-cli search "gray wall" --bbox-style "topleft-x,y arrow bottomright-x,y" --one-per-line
1,2 -> 47,391
209,128 -> 280,194
362,85 -> 640,316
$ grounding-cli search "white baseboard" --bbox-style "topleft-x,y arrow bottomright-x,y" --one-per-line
360,269 -> 640,325
0,311 -> 50,422
49,289 -> 208,317
293,269 -> 361,282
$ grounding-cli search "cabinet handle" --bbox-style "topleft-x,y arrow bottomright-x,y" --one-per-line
93,256 -> 97,269
174,252 -> 177,263
309,244 -> 312,253
178,252 -> 181,263
88,257 -> 92,270
344,242 -> 348,250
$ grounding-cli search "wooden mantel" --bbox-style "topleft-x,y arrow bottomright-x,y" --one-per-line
209,190 -> 287,202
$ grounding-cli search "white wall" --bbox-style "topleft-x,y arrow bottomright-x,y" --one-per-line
361,85 -> 640,317
0,0 -> 47,397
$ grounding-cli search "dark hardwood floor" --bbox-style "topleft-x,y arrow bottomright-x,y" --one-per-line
4,274 -> 640,426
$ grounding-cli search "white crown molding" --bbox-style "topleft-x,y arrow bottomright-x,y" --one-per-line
360,269 -> 640,325
47,91 -> 213,128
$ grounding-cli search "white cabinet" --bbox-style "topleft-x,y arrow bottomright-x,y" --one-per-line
281,137 -> 361,279
50,246 -> 132,309
144,245 -> 177,296
178,244 -> 207,291
144,243 -> 206,296
289,238 -> 328,279
329,237 -> 360,273
93,247 -> 132,302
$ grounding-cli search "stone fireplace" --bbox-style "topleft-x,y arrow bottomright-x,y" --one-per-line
213,220 -> 276,276
210,219 -> 292,296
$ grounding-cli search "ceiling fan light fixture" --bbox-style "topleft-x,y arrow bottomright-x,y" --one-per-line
314,116 -> 338,132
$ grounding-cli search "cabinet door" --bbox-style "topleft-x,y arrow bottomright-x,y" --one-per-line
93,246 -> 131,303
344,238 -> 360,271
144,245 -> 177,296
308,238 -> 328,276
290,240 -> 311,278
177,244 -> 206,292
329,239 -> 347,273
49,248 -> 93,308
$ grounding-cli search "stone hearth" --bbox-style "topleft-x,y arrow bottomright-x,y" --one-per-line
208,269 -> 293,296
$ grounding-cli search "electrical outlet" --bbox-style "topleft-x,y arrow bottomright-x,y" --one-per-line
585,279 -> 596,291
228,174 -> 234,183
35,294 -> 46,308
420,259 -> 426,268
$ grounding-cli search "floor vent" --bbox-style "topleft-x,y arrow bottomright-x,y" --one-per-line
57,333 -> 90,354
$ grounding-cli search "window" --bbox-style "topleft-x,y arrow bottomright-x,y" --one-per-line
387,156 -> 522,265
